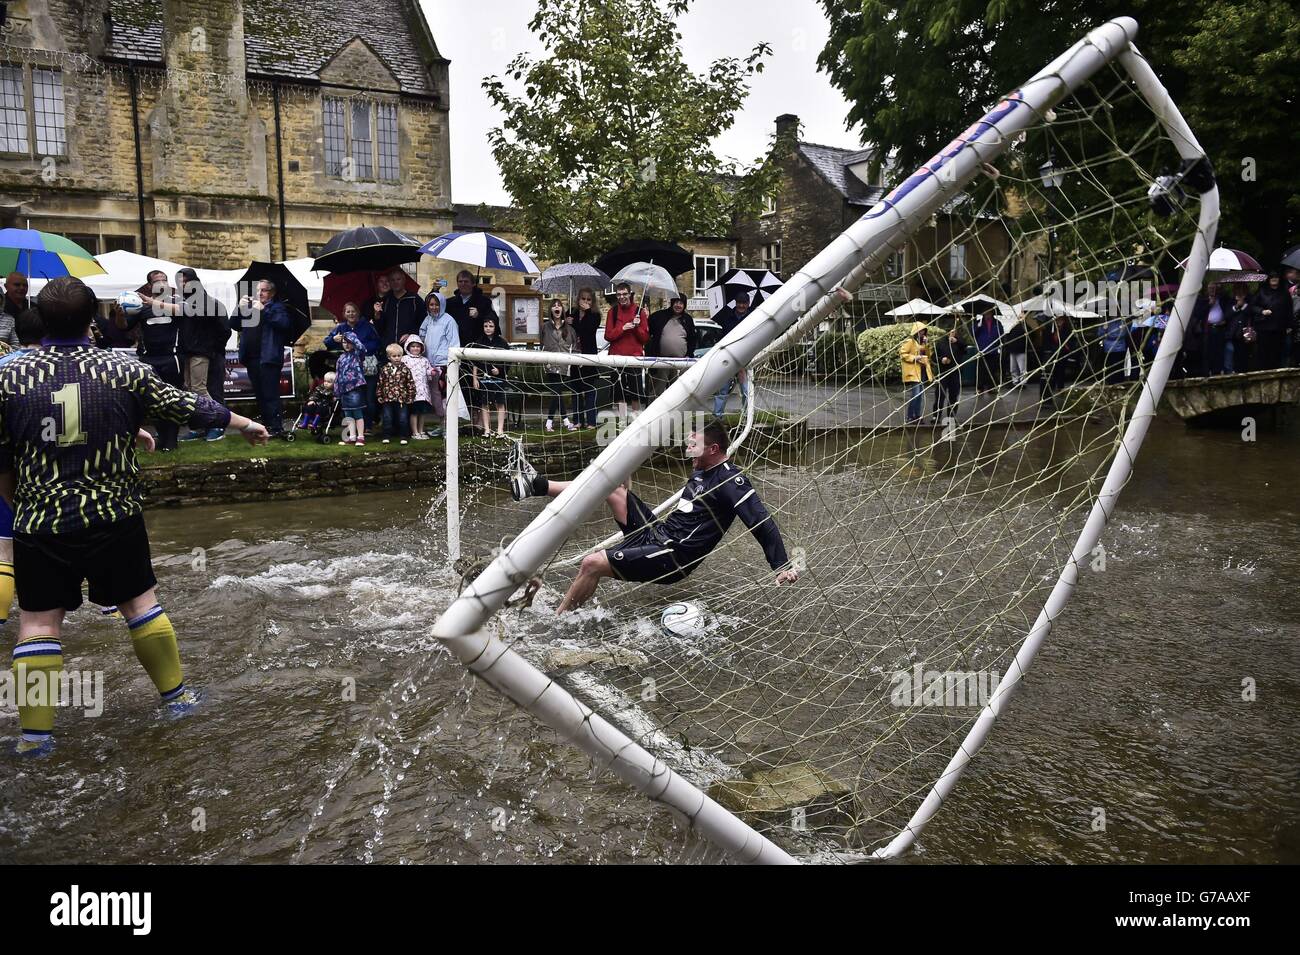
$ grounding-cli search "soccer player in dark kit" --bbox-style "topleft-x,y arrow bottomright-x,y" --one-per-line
0,277 -> 270,756
511,419 -> 799,612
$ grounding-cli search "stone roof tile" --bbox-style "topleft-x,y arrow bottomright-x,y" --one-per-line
104,0 -> 440,95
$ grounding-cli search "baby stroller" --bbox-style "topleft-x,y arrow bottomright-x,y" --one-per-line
293,389 -> 340,443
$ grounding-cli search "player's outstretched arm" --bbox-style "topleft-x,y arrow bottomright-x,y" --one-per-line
728,474 -> 798,584
131,363 -> 266,444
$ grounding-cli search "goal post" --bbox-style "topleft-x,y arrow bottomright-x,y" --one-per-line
431,16 -> 1218,864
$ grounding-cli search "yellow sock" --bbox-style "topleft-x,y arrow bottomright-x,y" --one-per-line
0,560 -> 13,627
126,605 -> 185,702
12,636 -> 63,744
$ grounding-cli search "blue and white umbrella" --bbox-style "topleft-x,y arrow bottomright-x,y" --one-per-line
419,231 -> 540,275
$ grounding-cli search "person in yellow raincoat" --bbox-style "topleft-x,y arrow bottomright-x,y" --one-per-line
899,320 -> 933,423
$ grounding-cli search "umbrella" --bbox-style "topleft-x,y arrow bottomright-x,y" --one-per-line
420,231 -> 539,275
237,261 -> 311,342
0,228 -> 106,279
884,298 -> 949,318
311,226 -> 424,274
707,268 -> 784,317
537,262 -> 609,299
953,293 -> 1017,331
1282,245 -> 1300,270
595,240 -> 692,278
320,269 -> 420,321
1013,294 -> 1099,319
1179,247 -> 1262,275
611,262 -> 679,299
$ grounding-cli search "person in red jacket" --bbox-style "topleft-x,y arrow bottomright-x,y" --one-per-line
605,281 -> 650,420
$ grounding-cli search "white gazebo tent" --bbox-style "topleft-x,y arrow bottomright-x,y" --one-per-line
884,298 -> 950,318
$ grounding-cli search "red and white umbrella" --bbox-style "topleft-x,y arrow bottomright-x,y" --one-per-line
1180,247 -> 1264,280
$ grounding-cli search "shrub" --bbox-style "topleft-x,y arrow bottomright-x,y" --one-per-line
855,323 -> 946,385
810,331 -> 866,381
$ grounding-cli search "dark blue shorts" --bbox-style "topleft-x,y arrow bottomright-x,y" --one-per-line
605,491 -> 695,584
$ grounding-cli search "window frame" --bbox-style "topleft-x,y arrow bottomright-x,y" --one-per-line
760,192 -> 776,217
0,63 -> 67,159
322,94 -> 400,184
761,241 -> 782,279
948,242 -> 968,282
693,254 -> 729,298
884,246 -> 906,281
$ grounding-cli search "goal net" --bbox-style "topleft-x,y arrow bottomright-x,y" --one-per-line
434,17 -> 1217,863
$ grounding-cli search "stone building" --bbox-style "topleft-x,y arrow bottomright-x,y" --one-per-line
0,0 -> 453,293
735,114 -> 1029,326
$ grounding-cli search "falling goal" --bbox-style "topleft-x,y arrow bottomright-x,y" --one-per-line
433,16 -> 1218,864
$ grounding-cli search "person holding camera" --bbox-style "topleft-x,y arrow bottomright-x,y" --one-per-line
230,279 -> 294,438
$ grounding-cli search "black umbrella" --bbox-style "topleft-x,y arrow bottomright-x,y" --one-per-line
1281,244 -> 1300,270
312,226 -> 424,274
238,261 -> 311,343
595,239 -> 693,278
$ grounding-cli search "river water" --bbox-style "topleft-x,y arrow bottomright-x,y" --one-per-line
1,415 -> 1296,864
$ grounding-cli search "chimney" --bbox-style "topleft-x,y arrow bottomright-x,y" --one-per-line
775,113 -> 800,140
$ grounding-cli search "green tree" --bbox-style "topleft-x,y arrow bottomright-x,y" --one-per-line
817,0 -> 1299,263
483,0 -> 789,263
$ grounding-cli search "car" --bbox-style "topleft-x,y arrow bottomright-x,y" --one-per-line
692,319 -> 723,359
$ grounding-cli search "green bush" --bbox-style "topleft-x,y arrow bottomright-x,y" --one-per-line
855,323 -> 946,385
810,331 -> 865,380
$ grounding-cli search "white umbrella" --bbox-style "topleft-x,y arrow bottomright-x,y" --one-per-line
611,262 -> 679,298
1014,294 -> 1099,319
885,297 -> 949,317
953,293 -> 1018,331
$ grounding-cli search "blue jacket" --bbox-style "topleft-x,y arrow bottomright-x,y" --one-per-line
324,317 -> 381,359
420,307 -> 459,366
230,299 -> 294,367
972,315 -> 1002,354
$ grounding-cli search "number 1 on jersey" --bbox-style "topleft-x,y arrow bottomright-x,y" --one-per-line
52,382 -> 88,447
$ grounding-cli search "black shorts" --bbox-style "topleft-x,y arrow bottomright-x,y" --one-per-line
613,368 -> 644,403
14,514 -> 157,612
605,491 -> 695,584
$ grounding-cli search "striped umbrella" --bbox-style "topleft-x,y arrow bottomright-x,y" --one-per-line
419,232 -> 540,275
0,228 -> 106,279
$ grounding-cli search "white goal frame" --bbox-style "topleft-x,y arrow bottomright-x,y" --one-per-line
432,17 -> 1219,865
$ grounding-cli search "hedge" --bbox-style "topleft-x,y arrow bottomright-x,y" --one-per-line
855,323 -> 948,385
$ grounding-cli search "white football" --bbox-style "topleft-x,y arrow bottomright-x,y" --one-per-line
659,601 -> 712,639
117,291 -> 146,315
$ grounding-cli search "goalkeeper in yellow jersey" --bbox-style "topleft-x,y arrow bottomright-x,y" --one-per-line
0,277 -> 270,757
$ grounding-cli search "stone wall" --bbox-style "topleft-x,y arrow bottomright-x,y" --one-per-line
0,0 -> 453,272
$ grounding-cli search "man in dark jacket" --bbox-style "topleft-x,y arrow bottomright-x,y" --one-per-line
124,270 -> 186,451
932,324 -> 967,420
230,278 -> 294,437
174,269 -> 229,439
646,295 -> 698,397
377,267 -> 423,351
445,270 -> 498,346
1251,272 -> 1293,371
712,294 -> 751,416
971,308 -> 1002,396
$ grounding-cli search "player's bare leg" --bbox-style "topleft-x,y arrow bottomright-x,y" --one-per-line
557,551 -> 612,614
